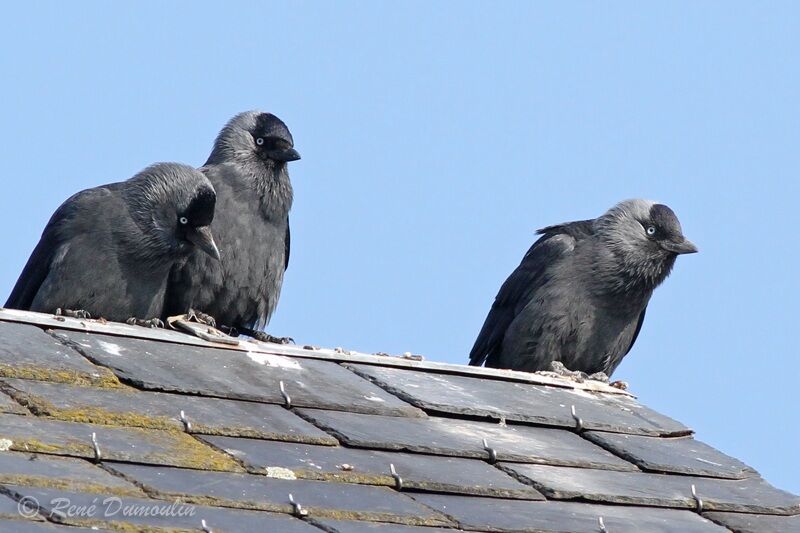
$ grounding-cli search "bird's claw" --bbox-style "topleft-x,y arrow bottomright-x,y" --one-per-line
126,317 -> 165,329
55,308 -> 92,320
186,308 -> 216,328
251,331 -> 295,345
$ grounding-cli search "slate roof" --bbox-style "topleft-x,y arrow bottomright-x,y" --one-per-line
0,307 -> 797,532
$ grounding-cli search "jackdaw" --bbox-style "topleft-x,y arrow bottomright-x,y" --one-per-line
469,199 -> 697,376
5,163 -> 220,325
163,111 -> 300,342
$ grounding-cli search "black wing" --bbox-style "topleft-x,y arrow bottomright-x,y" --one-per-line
4,188 -> 101,310
469,220 -> 594,367
284,218 -> 290,271
624,307 -> 647,356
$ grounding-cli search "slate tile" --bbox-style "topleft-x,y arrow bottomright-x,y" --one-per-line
3,485 -> 320,532
1,378 -> 337,444
106,462 -> 453,527
0,413 -> 241,472
346,364 -> 689,436
704,511 -> 800,533
296,409 -> 635,471
0,451 -> 141,496
201,435 -> 542,499
0,322 -> 118,387
412,493 -> 727,533
584,431 -> 757,479
55,330 -> 423,417
314,519 -> 463,532
502,463 -> 800,515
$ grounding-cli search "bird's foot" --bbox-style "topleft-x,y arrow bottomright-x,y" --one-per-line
219,325 -> 240,337
250,331 -> 295,345
186,308 -> 217,328
609,380 -> 629,390
588,371 -> 610,383
126,317 -> 165,329
54,308 -> 91,320
539,361 -> 590,382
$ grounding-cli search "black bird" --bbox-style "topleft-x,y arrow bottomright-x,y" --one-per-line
469,199 -> 697,376
164,111 -> 300,342
5,163 -> 220,325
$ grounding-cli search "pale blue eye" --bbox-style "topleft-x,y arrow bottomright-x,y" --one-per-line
179,217 -> 188,225
255,137 -> 264,146
646,226 -> 656,236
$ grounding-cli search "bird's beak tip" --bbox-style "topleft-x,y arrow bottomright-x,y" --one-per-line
664,238 -> 698,255
187,225 -> 221,261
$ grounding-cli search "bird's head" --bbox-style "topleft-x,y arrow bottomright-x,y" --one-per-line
595,199 -> 697,289
205,111 -> 300,170
127,163 -> 221,262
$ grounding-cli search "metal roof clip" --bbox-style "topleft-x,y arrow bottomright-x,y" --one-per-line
571,405 -> 584,432
598,516 -> 608,532
280,380 -> 292,409
90,432 -> 102,463
482,438 -> 498,464
179,410 -> 192,432
691,484 -> 704,513
390,463 -> 404,491
289,493 -> 308,517
201,518 -> 213,533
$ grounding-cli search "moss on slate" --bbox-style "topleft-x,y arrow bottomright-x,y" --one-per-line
0,363 -> 120,388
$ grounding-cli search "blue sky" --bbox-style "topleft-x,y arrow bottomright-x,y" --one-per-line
1,3 -> 797,493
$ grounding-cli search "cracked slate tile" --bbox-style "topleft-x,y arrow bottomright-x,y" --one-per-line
412,493 -> 727,532
296,409 -> 635,470
1,378 -> 337,444
0,322 -> 118,387
3,484 -> 321,532
0,413 -> 241,472
704,511 -> 800,533
54,330 -> 423,417
345,363 -> 689,436
501,463 -> 800,515
0,450 -> 142,496
201,435 -> 542,499
584,431 -> 757,479
106,462 -> 453,527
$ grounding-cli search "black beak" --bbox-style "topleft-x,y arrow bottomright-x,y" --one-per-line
661,237 -> 698,255
186,225 -> 221,261
267,147 -> 301,163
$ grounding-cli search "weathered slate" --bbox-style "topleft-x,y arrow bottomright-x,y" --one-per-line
1,378 -> 337,444
296,409 -> 635,470
0,308 -> 630,396
0,519 -> 105,533
0,322 -> 118,387
585,431 -> 757,479
0,491 -> 38,519
346,363 -> 689,436
106,462 -> 452,527
54,330 -> 423,417
313,520 -> 462,532
704,511 -> 800,533
502,463 -> 800,515
0,390 -> 26,414
0,413 -> 241,472
202,435 -> 542,499
412,493 -> 728,533
3,485 -> 321,532
0,450 -> 142,496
